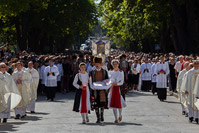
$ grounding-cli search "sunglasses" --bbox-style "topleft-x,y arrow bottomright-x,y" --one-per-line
0,66 -> 6,68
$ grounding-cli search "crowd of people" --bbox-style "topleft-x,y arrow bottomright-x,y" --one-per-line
0,48 -> 199,124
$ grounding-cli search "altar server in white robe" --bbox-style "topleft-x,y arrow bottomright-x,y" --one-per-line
12,62 -> 32,119
184,60 -> 199,123
26,61 -> 39,113
108,59 -> 126,123
73,62 -> 91,124
44,59 -> 59,101
0,63 -> 21,123
177,62 -> 192,116
140,58 -> 152,92
154,56 -> 170,101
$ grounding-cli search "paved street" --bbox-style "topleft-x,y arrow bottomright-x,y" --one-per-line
1,91 -> 199,133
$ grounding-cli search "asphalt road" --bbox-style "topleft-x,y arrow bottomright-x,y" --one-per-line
1,91 -> 199,133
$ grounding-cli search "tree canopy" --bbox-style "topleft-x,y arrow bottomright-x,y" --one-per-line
0,0 -> 97,53
99,0 -> 199,54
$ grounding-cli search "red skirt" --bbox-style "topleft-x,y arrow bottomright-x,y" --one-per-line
80,89 -> 87,113
110,86 -> 122,108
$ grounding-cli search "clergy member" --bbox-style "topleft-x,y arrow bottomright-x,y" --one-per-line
12,62 -> 32,119
154,56 -> 170,101
177,62 -> 192,116
0,63 -> 21,123
26,61 -> 40,113
140,58 -> 152,92
184,60 -> 199,123
44,59 -> 59,101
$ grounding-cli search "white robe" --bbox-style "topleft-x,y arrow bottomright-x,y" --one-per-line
44,65 -> 59,87
108,70 -> 126,108
12,70 -> 32,116
0,72 -> 21,118
26,68 -> 39,112
140,63 -> 152,81
177,69 -> 187,104
154,62 -> 170,88
183,68 -> 199,109
73,73 -> 91,112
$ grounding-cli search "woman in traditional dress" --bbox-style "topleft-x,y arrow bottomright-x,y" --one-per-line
73,62 -> 91,124
108,59 -> 127,123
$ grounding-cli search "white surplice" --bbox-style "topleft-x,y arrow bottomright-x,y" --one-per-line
44,65 -> 59,87
140,63 -> 152,81
154,62 -> 170,88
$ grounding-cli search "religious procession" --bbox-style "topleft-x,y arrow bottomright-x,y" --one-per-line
0,38 -> 199,127
1,0 -> 199,132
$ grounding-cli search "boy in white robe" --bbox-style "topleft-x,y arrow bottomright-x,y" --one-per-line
44,59 -> 59,101
154,56 -> 170,101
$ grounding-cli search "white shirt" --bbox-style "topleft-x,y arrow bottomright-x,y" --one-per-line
154,62 -> 170,88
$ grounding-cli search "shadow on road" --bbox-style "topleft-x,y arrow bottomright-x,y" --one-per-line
37,92 -> 75,102
0,122 -> 27,132
85,122 -> 143,126
126,91 -> 153,97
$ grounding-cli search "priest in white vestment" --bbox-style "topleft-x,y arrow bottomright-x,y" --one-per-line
0,63 -> 21,123
26,61 -> 40,113
184,60 -> 199,123
12,62 -> 32,119
177,62 -> 192,116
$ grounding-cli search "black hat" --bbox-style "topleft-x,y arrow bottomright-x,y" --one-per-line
93,57 -> 102,63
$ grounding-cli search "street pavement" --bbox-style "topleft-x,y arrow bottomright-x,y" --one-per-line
1,91 -> 199,133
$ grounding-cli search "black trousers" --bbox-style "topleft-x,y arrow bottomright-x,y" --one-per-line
141,81 -> 151,91
157,88 -> 167,100
46,87 -> 56,100
151,82 -> 157,94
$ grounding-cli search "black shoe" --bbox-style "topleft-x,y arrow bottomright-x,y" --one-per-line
0,119 -> 1,123
182,111 -> 186,115
185,113 -> 188,117
21,115 -> 26,119
3,118 -> 7,123
31,111 -> 35,114
195,118 -> 199,124
189,117 -> 193,123
96,119 -> 101,123
51,99 -> 54,101
15,114 -> 20,119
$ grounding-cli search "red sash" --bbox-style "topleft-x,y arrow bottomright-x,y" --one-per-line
80,86 -> 87,113
110,86 -> 122,108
